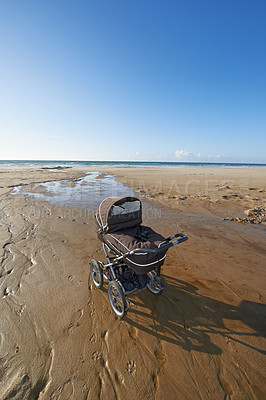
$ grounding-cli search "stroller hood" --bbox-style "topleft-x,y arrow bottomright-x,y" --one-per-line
95,196 -> 142,233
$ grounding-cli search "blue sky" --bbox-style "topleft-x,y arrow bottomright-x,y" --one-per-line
0,0 -> 265,163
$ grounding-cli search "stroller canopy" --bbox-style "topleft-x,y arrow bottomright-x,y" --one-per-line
96,196 -> 142,233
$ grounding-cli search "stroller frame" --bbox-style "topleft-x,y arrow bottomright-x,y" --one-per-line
90,232 -> 188,318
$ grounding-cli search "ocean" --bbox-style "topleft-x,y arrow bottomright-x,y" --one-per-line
0,160 -> 266,168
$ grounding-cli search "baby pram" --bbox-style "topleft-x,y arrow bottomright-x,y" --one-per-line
90,196 -> 188,318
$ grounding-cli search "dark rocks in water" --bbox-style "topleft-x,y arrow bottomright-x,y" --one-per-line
41,166 -> 72,170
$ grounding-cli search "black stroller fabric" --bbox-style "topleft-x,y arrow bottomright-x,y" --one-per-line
96,197 -> 168,274
96,197 -> 142,232
115,266 -> 149,291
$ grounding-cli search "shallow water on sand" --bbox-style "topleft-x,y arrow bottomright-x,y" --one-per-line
12,172 -> 136,209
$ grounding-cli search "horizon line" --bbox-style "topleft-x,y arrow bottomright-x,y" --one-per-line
1,159 -> 266,165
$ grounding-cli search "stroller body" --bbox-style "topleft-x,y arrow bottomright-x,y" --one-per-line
90,196 -> 188,318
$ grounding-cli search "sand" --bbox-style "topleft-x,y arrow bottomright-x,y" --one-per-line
0,166 -> 265,399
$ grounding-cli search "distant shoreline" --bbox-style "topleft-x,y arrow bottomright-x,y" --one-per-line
0,160 -> 266,168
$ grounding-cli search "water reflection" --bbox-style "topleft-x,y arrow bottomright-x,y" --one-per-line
12,172 -> 136,209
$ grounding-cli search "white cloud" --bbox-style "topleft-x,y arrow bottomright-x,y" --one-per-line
174,150 -> 224,162
175,149 -> 190,159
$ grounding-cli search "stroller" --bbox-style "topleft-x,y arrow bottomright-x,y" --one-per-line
90,196 -> 188,318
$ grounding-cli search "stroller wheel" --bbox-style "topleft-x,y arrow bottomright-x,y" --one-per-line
108,281 -> 127,318
147,271 -> 164,296
90,259 -> 103,288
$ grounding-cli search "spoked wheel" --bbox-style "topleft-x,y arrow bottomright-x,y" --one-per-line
90,259 -> 103,288
147,271 -> 165,295
108,281 -> 127,318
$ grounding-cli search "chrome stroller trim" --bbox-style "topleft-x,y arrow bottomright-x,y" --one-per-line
91,196 -> 188,318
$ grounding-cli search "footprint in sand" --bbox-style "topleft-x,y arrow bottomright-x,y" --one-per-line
155,349 -> 166,367
92,350 -> 101,361
2,287 -> 11,298
101,330 -> 107,339
125,360 -> 136,375
16,304 -> 26,316
89,333 -> 97,343
67,309 -> 84,333
128,326 -> 138,340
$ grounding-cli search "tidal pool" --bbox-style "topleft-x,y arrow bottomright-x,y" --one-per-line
12,172 -> 136,209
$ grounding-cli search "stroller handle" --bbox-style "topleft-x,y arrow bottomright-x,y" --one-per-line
126,232 -> 188,257
158,232 -> 188,250
165,232 -> 188,244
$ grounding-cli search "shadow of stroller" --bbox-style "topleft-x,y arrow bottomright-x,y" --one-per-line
125,275 -> 266,356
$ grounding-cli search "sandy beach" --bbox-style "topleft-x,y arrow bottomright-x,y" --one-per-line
0,165 -> 265,399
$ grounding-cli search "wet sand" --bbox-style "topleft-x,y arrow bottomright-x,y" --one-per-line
101,166 -> 266,225
0,166 -> 265,399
